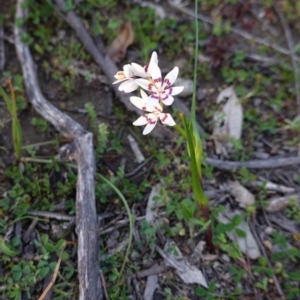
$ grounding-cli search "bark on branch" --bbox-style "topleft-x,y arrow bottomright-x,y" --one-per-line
14,1 -> 102,299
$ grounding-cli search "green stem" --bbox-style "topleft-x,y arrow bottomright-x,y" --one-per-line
97,174 -> 133,281
173,124 -> 186,139
22,139 -> 61,149
190,0 -> 199,126
180,114 -> 207,207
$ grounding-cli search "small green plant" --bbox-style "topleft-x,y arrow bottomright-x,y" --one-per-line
84,102 -> 109,157
0,80 -> 23,160
31,117 -> 48,132
113,0 -> 213,247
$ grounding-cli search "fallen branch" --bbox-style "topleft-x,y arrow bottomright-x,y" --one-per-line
14,1 -> 102,299
206,155 -> 300,170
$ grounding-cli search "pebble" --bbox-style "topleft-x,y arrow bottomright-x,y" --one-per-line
223,272 -> 231,280
213,261 -> 220,269
263,240 -> 272,251
221,254 -> 230,263
265,226 -> 274,235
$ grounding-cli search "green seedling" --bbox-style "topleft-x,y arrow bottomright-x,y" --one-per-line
0,80 -> 23,160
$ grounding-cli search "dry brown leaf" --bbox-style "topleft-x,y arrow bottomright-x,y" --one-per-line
213,86 -> 243,155
156,241 -> 208,288
266,193 -> 300,212
218,206 -> 261,259
228,180 -> 255,208
106,21 -> 134,63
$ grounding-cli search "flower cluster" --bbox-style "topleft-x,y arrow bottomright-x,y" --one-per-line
113,52 -> 184,135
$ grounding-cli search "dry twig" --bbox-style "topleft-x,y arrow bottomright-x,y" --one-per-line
206,155 -> 300,170
38,243 -> 66,300
14,1 -> 102,299
250,217 -> 284,298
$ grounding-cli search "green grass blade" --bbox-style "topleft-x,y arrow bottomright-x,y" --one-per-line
0,85 -> 13,114
97,174 -> 133,281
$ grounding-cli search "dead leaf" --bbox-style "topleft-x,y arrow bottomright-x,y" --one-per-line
143,272 -> 158,300
127,134 -> 145,163
145,183 -> 163,225
106,21 -> 134,63
156,241 -> 208,288
228,180 -> 255,208
218,206 -> 260,259
266,193 -> 300,212
213,86 -> 243,155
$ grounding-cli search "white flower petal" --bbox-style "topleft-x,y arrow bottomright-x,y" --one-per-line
146,96 -> 159,111
152,103 -> 163,113
149,51 -> 158,66
135,79 -> 158,93
167,86 -> 184,96
163,66 -> 179,89
140,89 -> 149,100
143,121 -> 157,135
112,78 -> 127,85
130,96 -> 148,111
161,94 -> 174,106
123,64 -> 134,78
147,51 -> 158,75
159,113 -> 176,126
118,80 -> 129,91
133,115 -> 148,126
147,112 -> 159,122
123,80 -> 139,93
150,63 -> 162,90
131,63 -> 146,77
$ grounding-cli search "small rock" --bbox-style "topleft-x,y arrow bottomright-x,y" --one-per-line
265,226 -> 274,235
221,254 -> 230,263
263,240 -> 272,251
223,272 -> 231,280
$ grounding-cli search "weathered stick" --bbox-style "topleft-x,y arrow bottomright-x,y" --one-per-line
14,1 -> 102,299
206,155 -> 300,170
